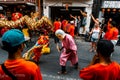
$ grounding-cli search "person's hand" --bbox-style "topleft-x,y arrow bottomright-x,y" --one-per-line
70,14 -> 73,17
91,54 -> 100,65
80,10 -> 82,12
66,49 -> 72,53
56,45 -> 61,52
22,52 -> 28,59
89,31 -> 92,35
88,54 -> 99,66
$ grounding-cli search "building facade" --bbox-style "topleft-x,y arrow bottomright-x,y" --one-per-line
0,0 -> 36,20
98,0 -> 120,32
43,0 -> 93,32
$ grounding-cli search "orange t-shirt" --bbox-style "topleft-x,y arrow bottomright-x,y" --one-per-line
80,62 -> 120,80
107,22 -> 111,31
53,21 -> 61,32
69,25 -> 75,37
62,20 -> 68,32
104,27 -> 119,40
66,23 -> 71,33
0,59 -> 42,80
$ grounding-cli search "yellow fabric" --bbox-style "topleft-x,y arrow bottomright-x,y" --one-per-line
22,28 -> 30,38
41,45 -> 50,54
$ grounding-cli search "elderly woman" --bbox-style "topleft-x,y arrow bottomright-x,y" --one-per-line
55,29 -> 79,74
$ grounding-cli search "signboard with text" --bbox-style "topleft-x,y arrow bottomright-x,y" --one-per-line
102,1 -> 120,8
0,0 -> 35,3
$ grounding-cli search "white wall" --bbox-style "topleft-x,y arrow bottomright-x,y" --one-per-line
43,0 -> 93,33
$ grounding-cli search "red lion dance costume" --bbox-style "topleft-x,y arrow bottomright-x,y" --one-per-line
23,34 -> 50,64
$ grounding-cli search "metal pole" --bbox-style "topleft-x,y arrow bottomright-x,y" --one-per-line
38,0 -> 41,18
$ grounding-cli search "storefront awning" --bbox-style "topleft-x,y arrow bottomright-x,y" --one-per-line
0,1 -> 36,6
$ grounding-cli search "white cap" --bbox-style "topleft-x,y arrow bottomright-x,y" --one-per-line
70,21 -> 74,24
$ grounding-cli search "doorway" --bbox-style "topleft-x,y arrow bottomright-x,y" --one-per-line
49,6 -> 85,22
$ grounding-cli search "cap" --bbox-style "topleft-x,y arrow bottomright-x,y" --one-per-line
2,29 -> 25,47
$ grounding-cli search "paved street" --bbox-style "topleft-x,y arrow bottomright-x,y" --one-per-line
0,36 -> 120,80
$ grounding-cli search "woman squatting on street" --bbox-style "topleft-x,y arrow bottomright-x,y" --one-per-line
55,29 -> 79,74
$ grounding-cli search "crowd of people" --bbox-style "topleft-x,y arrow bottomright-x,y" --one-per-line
0,9 -> 120,80
53,10 -> 87,39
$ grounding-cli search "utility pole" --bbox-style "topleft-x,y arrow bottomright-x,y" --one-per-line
37,0 -> 41,18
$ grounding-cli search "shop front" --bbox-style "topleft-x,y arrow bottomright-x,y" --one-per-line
101,1 -> 120,27
101,0 -> 120,45
43,0 -> 93,32
0,0 -> 36,20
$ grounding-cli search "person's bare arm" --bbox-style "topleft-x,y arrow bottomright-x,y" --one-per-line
70,14 -> 75,19
90,14 -> 99,24
89,28 -> 93,35
80,10 -> 84,15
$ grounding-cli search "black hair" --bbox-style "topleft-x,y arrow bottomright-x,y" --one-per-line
97,39 -> 114,57
55,17 -> 58,21
110,21 -> 117,27
2,41 -> 21,54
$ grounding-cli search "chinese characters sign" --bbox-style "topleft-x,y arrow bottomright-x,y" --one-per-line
102,1 -> 120,8
0,0 -> 35,3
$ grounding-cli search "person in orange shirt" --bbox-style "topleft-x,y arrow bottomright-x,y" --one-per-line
53,18 -> 61,33
65,21 -> 71,33
53,18 -> 61,43
53,18 -> 62,51
104,21 -> 119,46
102,18 -> 112,37
61,19 -> 68,32
80,39 -> 120,80
0,29 -> 42,80
69,21 -> 75,37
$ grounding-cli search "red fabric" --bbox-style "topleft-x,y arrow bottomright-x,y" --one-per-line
66,23 -> 71,33
0,59 -> 42,80
33,47 -> 42,62
1,27 -> 9,36
12,12 -> 23,21
53,21 -> 61,32
61,20 -> 67,32
0,14 -> 6,19
107,22 -> 111,31
69,25 -> 75,37
33,35 -> 49,62
37,35 -> 49,45
80,62 -> 120,80
104,27 -> 119,40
